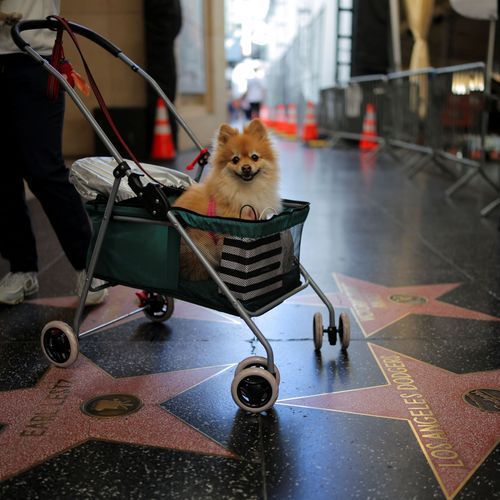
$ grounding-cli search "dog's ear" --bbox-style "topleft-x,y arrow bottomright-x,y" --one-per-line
245,119 -> 268,140
217,123 -> 238,145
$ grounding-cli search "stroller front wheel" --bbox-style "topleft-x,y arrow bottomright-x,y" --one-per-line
143,294 -> 174,322
231,367 -> 279,413
235,356 -> 281,385
41,321 -> 79,367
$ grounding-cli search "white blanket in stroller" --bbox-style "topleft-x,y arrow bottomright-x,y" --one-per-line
70,157 -> 195,202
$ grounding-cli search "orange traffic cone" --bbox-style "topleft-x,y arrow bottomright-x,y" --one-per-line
302,101 -> 318,142
260,104 -> 270,127
359,103 -> 378,151
285,103 -> 298,139
267,105 -> 276,129
275,104 -> 287,134
151,97 -> 176,160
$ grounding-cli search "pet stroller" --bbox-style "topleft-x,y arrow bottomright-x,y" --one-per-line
12,18 -> 350,414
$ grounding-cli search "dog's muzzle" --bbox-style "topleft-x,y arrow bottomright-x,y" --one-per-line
238,165 -> 260,182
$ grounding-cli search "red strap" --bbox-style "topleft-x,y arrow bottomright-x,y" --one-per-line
47,28 -> 64,99
207,196 -> 216,216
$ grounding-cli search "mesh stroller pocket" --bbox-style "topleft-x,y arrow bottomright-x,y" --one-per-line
173,200 -> 309,308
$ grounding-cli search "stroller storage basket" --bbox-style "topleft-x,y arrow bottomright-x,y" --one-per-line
86,199 -> 309,314
86,202 -> 180,292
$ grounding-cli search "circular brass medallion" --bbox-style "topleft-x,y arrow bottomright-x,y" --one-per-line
389,294 -> 427,305
81,393 -> 142,418
463,389 -> 500,413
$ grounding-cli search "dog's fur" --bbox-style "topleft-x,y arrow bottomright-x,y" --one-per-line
173,119 -> 281,280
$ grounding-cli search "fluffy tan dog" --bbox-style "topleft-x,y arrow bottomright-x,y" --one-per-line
173,118 -> 281,281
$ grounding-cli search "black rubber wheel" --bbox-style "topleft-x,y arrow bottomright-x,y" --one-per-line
41,321 -> 79,367
144,294 -> 174,322
231,367 -> 279,413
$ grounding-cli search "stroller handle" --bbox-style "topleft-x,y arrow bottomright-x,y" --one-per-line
11,18 -> 122,57
11,17 -> 208,181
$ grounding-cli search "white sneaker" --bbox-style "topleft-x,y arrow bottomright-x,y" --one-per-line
0,272 -> 39,305
76,270 -> 108,306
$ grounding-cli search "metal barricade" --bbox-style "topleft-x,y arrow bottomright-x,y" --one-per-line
431,63 -> 499,198
386,68 -> 434,157
318,74 -> 387,146
318,87 -> 345,137
433,63 -> 486,161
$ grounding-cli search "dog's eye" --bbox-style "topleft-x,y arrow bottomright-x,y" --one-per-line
231,156 -> 240,165
251,154 -> 259,162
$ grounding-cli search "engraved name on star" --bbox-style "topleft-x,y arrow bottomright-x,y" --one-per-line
279,343 -> 500,499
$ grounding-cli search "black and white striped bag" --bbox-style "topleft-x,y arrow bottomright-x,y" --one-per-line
218,232 -> 287,301
217,205 -> 296,302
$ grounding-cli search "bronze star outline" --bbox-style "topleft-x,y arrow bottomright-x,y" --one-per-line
0,356 -> 235,481
287,273 -> 499,337
278,343 -> 500,499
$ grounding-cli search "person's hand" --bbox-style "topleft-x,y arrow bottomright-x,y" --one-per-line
0,11 -> 22,25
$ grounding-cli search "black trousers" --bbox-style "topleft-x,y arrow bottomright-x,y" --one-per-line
144,0 -> 182,153
0,54 -> 91,273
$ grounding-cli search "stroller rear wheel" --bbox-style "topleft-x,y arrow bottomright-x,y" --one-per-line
231,367 -> 279,413
313,312 -> 324,351
338,312 -> 350,350
41,321 -> 79,367
143,293 -> 174,322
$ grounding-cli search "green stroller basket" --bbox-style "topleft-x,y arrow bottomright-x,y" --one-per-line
86,198 -> 310,315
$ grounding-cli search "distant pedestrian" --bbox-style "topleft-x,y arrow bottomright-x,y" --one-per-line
243,66 -> 266,120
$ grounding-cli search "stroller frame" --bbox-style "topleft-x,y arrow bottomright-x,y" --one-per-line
13,19 -> 349,413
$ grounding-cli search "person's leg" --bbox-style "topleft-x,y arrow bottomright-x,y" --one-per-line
144,0 -> 182,154
10,56 -> 91,272
163,43 -> 179,151
147,57 -> 179,155
250,102 -> 262,119
0,56 -> 39,273
254,102 -> 261,118
0,56 -> 41,303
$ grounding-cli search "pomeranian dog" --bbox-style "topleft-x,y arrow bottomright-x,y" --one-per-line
173,118 -> 281,281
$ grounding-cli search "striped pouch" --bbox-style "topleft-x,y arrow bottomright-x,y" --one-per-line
218,232 -> 285,301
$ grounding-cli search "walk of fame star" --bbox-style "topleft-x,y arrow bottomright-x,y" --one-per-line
0,357 -> 235,481
278,343 -> 500,499
287,273 -> 499,337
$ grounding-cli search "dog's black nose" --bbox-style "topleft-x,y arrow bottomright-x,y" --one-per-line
241,165 -> 252,176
